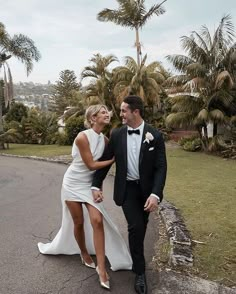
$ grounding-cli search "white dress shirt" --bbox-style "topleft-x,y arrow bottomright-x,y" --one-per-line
126,121 -> 144,180
126,121 -> 160,203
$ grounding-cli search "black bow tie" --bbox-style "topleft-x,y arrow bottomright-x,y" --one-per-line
128,129 -> 140,135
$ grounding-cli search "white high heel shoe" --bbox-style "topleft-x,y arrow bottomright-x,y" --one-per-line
96,266 -> 110,290
80,255 -> 96,269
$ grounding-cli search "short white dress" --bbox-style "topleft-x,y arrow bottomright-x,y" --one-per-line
38,128 -> 132,271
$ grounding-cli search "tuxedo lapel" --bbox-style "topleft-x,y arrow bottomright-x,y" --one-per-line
121,126 -> 128,169
139,123 -> 148,166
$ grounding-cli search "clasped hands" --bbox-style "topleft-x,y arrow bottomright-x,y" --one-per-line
92,190 -> 104,203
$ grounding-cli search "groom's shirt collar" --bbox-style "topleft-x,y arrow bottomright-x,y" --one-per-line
127,120 -> 144,134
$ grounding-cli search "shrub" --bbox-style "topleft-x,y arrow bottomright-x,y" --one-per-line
179,135 -> 200,146
4,102 -> 28,123
65,115 -> 85,144
55,132 -> 70,146
183,138 -> 201,152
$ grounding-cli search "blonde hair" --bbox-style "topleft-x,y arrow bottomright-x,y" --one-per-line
84,104 -> 109,128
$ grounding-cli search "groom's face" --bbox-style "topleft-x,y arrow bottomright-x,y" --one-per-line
120,102 -> 135,126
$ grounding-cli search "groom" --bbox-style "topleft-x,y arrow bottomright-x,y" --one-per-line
92,95 -> 167,294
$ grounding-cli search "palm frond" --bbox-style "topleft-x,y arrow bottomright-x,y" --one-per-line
9,34 -> 41,75
213,14 -> 235,49
185,63 -> 207,77
209,109 -> 225,122
97,0 -> 166,29
148,72 -> 165,84
124,56 -> 138,72
200,25 -> 213,49
81,69 -> 99,79
214,70 -> 234,90
166,112 -> 195,128
166,54 -> 194,72
181,35 -> 208,64
165,75 -> 189,87
170,95 -> 203,114
141,0 -> 166,27
230,115 -> 236,123
191,30 -> 210,53
97,9 -> 134,28
197,108 -> 209,123
113,80 -> 130,97
208,90 -> 233,109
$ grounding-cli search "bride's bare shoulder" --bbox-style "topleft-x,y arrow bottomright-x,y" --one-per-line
75,131 -> 89,146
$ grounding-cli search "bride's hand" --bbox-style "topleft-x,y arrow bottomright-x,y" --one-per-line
106,156 -> 115,166
92,190 -> 104,203
111,156 -> 115,164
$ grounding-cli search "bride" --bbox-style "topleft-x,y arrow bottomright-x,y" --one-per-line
38,105 -> 132,290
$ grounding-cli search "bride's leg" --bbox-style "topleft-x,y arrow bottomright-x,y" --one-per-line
85,203 -> 108,282
65,200 -> 93,264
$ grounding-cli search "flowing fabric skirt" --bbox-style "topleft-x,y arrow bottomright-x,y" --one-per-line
38,186 -> 132,271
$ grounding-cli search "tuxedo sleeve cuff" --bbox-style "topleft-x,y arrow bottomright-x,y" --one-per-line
91,186 -> 100,191
150,193 -> 160,203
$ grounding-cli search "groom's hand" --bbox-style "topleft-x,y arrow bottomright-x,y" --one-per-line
92,190 -> 103,203
144,196 -> 158,212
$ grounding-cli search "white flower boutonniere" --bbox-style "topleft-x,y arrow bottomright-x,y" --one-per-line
143,132 -> 154,144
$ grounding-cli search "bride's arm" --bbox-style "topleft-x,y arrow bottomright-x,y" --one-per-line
75,133 -> 114,171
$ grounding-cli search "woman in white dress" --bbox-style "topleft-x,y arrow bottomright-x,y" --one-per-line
38,105 -> 132,290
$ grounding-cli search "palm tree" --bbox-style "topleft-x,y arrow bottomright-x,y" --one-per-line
165,15 -> 236,149
81,53 -> 119,118
0,22 -> 41,106
114,54 -> 168,112
0,22 -> 41,149
97,0 -> 167,66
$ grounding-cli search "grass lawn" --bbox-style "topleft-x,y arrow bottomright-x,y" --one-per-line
1,143 -> 236,286
0,143 -> 71,157
165,147 -> 236,286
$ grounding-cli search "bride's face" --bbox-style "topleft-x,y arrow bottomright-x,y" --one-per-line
93,107 -> 111,125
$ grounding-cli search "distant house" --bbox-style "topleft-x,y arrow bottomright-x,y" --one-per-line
57,107 -> 74,133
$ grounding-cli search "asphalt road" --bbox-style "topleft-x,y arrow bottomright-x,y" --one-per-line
0,156 -> 159,294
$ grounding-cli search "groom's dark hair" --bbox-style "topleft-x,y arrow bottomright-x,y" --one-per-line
123,95 -> 144,118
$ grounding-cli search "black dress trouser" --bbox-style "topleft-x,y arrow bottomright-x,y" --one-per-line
122,181 -> 149,274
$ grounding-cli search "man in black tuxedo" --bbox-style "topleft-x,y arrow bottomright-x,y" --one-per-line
92,95 -> 167,294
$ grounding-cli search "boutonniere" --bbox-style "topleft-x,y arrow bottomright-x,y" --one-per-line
143,132 -> 154,144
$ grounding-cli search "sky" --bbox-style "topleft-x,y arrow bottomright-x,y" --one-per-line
1,0 -> 236,85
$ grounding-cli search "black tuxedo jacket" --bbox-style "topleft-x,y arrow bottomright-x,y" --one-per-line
92,123 -> 167,206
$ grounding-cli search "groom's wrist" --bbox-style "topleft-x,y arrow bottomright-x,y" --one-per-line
150,193 -> 160,203
91,186 -> 100,191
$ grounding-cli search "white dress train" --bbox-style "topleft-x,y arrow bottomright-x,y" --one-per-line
38,128 -> 132,271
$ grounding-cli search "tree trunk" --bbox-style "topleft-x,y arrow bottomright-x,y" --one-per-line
0,104 -> 3,133
0,103 -> 5,150
135,28 -> 141,67
201,124 -> 209,151
213,123 -> 217,137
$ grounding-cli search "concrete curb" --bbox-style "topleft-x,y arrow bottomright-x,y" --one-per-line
0,153 -> 72,165
152,269 -> 236,294
159,199 -> 193,267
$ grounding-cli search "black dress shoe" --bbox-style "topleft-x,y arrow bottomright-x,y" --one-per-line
134,274 -> 147,294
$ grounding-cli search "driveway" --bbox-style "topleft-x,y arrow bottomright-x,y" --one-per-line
0,156 -> 159,294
